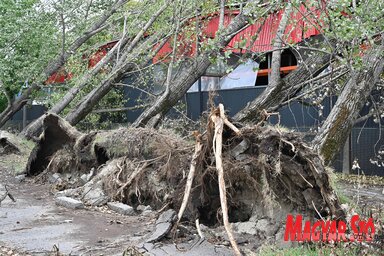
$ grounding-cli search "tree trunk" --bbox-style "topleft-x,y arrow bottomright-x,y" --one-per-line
0,0 -> 127,128
269,3 -> 291,86
21,37 -> 129,138
132,1 -> 263,127
312,44 -> 384,164
219,0 -> 225,30
132,55 -> 212,127
64,42 -> 151,125
234,42 -> 334,122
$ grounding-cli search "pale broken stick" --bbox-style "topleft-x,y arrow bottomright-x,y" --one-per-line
212,104 -> 241,256
195,218 -> 205,239
177,135 -> 203,222
0,184 -> 16,206
222,117 -> 240,136
215,104 -> 241,135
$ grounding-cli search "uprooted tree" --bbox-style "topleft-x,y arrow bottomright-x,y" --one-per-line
2,1 -> 383,163
25,110 -> 346,253
1,0 -> 383,253
0,0 -> 129,127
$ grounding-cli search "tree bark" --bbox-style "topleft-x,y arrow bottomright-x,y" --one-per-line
132,1 -> 264,127
269,3 -> 291,85
219,0 -> 225,30
312,44 -> 384,164
0,0 -> 128,128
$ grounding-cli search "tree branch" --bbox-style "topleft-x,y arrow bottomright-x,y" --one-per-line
64,2 -> 170,126
132,0 -> 271,127
0,80 -> 12,107
219,0 -> 225,30
1,0 -> 130,129
269,3 -> 292,85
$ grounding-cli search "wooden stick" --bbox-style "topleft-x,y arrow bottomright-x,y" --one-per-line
177,139 -> 203,221
281,138 -> 296,153
0,185 -> 15,206
195,219 -> 205,239
212,104 -> 241,256
223,118 -> 241,135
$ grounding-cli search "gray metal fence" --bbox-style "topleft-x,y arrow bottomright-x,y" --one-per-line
350,127 -> 384,176
4,86 -> 383,176
184,88 -> 383,176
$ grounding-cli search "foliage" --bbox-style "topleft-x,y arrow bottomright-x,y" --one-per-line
0,0 -> 58,109
259,244 -> 366,256
0,0 -> 121,113
1,0 -> 383,130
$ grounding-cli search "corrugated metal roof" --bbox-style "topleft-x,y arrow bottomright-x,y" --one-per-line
47,3 -> 325,83
154,3 -> 324,62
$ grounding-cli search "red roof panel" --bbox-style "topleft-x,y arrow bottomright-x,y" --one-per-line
154,3 -> 324,62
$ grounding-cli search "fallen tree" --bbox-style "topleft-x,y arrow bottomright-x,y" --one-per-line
233,39 -> 336,123
22,1 -> 170,138
313,42 -> 384,164
64,3 -> 170,126
132,1 -> 271,127
0,0 -> 129,128
24,110 -> 345,252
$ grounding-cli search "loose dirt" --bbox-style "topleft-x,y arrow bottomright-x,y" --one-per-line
0,167 -> 154,255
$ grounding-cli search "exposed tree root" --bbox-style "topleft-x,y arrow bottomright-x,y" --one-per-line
177,135 -> 203,221
211,104 -> 241,255
0,136 -> 20,155
23,112 -> 346,252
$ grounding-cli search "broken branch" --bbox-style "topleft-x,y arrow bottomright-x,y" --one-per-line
212,104 -> 241,256
177,135 -> 203,221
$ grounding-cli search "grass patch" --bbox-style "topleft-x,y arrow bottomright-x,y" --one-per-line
0,131 -> 35,175
335,173 -> 384,186
259,243 -> 378,256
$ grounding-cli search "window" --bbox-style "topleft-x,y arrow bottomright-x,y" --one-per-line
220,60 -> 259,89
187,49 -> 298,92
188,59 -> 259,92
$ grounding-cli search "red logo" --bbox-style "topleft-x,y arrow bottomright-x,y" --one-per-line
284,214 -> 377,242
